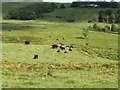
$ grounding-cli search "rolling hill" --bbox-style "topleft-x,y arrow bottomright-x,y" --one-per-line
2,2 -> 110,22
1,2 -> 119,88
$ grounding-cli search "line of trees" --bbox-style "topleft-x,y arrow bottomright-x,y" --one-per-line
7,3 -> 57,20
71,1 -> 119,8
98,9 -> 120,23
92,23 -> 119,33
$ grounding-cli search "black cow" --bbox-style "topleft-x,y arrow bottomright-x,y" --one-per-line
64,51 -> 67,53
63,38 -> 64,40
25,41 -> 30,45
88,20 -> 92,23
56,39 -> 59,40
52,44 -> 58,49
57,50 -> 60,52
60,46 -> 65,50
33,55 -> 38,59
86,43 -> 88,45
69,48 -> 72,51
70,45 -> 74,48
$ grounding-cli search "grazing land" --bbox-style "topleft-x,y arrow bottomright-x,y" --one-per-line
1,2 -> 119,88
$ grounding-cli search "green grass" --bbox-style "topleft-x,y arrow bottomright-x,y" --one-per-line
1,2 -> 119,88
43,8 -> 101,22
2,20 -> 119,88
2,63 -> 118,88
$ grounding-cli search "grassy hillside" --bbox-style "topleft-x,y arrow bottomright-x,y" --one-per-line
2,2 -> 35,17
43,8 -> 101,22
1,2 -> 119,88
2,20 -> 118,88
2,2 -> 71,19
2,2 -> 110,22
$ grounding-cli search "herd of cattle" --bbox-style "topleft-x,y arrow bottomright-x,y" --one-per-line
8,29 -> 75,59
51,42 -> 74,53
24,36 -> 74,59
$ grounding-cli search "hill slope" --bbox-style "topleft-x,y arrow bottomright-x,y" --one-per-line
2,20 -> 118,88
2,2 -> 107,22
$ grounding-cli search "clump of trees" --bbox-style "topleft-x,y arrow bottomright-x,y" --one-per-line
71,1 -> 119,8
98,9 -> 120,23
93,23 -> 119,33
111,24 -> 118,32
7,3 -> 57,20
60,4 -> 65,9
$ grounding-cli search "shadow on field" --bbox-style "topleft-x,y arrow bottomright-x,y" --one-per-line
2,23 -> 32,30
75,36 -> 84,39
2,36 -> 46,45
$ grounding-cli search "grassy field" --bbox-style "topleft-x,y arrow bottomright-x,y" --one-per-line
1,2 -> 119,88
1,19 -> 119,88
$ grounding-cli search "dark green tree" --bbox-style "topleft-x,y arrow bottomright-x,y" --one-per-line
109,13 -> 115,23
93,23 -> 98,30
111,24 -> 118,32
50,3 -> 57,10
60,4 -> 65,9
104,25 -> 111,32
98,10 -> 105,22
105,9 -> 113,16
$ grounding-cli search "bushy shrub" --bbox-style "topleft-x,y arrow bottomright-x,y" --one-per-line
93,23 -> 101,31
111,24 -> 118,32
104,25 -> 110,32
60,4 -> 65,9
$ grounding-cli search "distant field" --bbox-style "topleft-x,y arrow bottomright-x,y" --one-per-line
2,20 -> 118,88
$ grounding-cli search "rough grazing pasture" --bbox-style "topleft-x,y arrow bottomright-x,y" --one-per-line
1,20 -> 119,88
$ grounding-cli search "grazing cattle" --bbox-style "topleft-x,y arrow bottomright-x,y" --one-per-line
33,55 -> 38,59
60,46 -> 65,50
65,45 -> 70,47
64,51 -> 67,53
85,50 -> 88,52
52,44 -> 58,49
49,36 -> 51,37
25,41 -> 30,45
63,38 -> 64,40
59,42 -> 64,46
57,50 -> 60,52
88,20 -> 92,23
86,43 -> 88,45
69,48 -> 72,51
9,30 -> 11,31
56,39 -> 59,40
70,45 -> 74,48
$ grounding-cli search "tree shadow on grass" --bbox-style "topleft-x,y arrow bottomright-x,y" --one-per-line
75,36 -> 84,39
